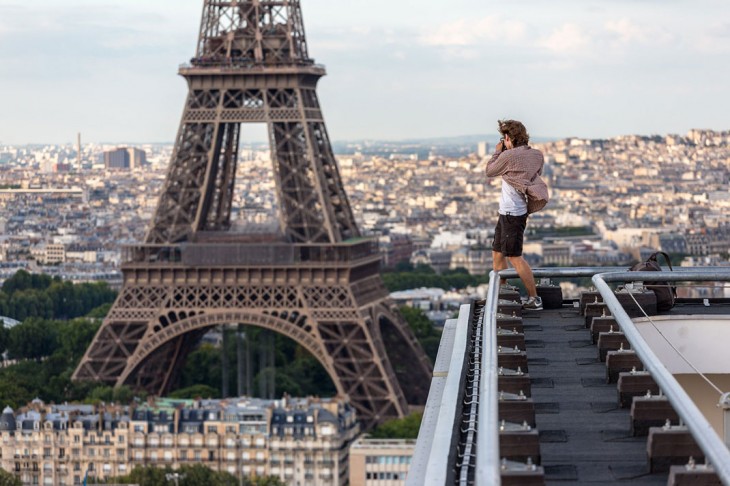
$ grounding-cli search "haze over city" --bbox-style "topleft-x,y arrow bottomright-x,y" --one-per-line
1,0 -> 728,145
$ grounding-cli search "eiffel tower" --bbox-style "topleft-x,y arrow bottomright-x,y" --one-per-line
73,0 -> 432,426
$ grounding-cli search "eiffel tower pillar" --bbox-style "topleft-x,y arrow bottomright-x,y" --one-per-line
73,0 -> 432,427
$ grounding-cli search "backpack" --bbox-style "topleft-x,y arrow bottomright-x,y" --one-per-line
628,251 -> 676,311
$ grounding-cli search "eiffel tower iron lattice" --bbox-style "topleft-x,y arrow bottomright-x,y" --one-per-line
73,0 -> 432,427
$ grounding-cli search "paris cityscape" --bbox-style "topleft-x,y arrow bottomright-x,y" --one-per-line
1,128 -> 729,485
1,0 -> 729,485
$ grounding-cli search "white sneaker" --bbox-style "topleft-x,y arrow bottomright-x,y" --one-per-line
522,296 -> 543,311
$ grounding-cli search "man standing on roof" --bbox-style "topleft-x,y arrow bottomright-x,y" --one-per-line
486,119 -> 549,310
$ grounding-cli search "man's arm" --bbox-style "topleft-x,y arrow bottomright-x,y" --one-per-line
485,150 -> 511,178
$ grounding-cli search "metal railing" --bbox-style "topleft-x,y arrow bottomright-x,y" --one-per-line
593,269 -> 730,484
410,266 -> 730,486
476,267 -> 627,485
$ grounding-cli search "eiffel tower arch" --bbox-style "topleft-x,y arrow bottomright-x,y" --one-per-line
73,0 -> 432,426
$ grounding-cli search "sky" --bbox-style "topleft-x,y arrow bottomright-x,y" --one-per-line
0,0 -> 728,144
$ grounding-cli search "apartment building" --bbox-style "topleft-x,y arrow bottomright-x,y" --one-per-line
348,437 -> 414,486
0,395 -> 359,486
0,403 -> 130,486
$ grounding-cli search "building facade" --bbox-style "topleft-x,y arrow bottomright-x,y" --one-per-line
0,396 -> 358,486
348,437 -> 414,486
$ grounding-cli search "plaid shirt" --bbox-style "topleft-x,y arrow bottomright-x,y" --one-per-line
486,146 -> 549,214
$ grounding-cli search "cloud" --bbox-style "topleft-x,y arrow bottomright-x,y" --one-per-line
694,22 -> 730,53
418,15 -> 527,47
604,18 -> 674,46
536,23 -> 591,55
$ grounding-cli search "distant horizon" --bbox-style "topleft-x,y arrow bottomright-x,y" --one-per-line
2,128 -> 727,148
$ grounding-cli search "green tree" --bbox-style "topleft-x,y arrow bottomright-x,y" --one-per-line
0,468 -> 22,486
398,306 -> 433,340
168,384 -> 220,399
398,306 -> 441,361
0,325 -> 9,355
394,260 -> 414,272
178,343 -> 221,389
113,465 -> 172,485
1,269 -> 32,295
245,477 -> 286,486
7,318 -> 57,360
369,412 -> 422,439
56,318 -> 100,362
179,464 -> 237,486
0,380 -> 33,410
86,302 -> 113,319
85,385 -> 136,405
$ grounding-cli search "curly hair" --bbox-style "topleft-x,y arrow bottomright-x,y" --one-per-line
498,119 -> 530,148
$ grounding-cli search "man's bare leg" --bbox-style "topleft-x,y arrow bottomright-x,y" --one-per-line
492,250 -> 508,285
508,255 -> 537,297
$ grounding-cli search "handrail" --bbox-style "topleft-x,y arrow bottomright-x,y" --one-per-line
476,266 -> 628,485
593,270 -> 730,485
411,266 -> 730,486
475,266 -> 730,485
474,271 -> 501,485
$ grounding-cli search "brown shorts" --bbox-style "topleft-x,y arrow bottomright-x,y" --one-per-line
491,213 -> 528,257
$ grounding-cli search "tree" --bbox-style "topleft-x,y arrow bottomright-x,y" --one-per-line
179,464 -> 237,486
56,318 -> 100,362
86,302 -> 113,319
0,325 -> 9,355
0,380 -> 33,410
6,318 -> 57,360
369,412 -> 422,439
86,385 -> 137,405
168,384 -> 219,399
0,468 -> 22,486
244,477 -> 286,486
1,269 -> 32,295
178,343 -> 221,389
398,306 -> 433,340
113,465 -> 171,485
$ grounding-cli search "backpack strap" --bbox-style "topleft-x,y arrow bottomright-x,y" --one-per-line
648,251 -> 673,271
